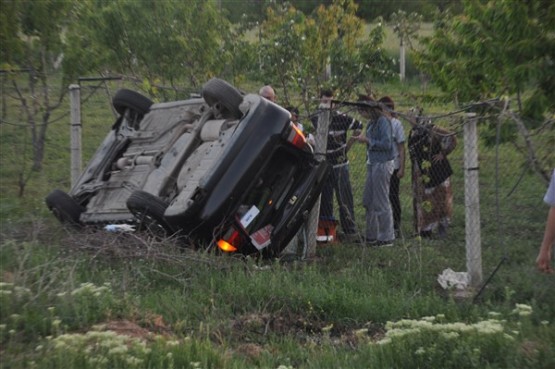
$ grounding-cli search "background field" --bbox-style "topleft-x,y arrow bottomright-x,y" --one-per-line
1,77 -> 553,368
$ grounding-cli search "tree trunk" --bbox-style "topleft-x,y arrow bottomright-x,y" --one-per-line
400,39 -> 406,82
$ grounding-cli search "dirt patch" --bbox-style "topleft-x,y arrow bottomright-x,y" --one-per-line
217,311 -> 385,350
94,315 -> 174,341
101,320 -> 152,340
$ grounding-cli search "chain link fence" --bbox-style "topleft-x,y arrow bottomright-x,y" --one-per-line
2,78 -> 549,296
307,100 -> 548,292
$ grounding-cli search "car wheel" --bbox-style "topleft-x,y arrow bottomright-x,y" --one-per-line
201,78 -> 243,119
112,89 -> 153,116
126,190 -> 173,238
45,189 -> 84,226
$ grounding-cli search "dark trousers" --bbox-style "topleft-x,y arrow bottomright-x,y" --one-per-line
320,164 -> 357,234
389,169 -> 401,232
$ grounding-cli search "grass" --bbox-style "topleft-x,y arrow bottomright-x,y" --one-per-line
1,78 -> 554,368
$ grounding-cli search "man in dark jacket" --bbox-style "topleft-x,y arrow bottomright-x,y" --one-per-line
311,90 -> 362,239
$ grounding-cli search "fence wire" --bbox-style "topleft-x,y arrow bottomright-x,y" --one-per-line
309,99 -> 548,296
1,80 -> 551,301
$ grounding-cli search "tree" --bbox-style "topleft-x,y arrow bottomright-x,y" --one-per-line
389,10 -> 422,82
64,0 -> 232,99
414,0 -> 555,180
257,0 -> 391,110
1,0 -> 75,173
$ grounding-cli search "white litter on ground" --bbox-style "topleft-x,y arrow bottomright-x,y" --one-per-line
104,224 -> 136,233
437,268 -> 470,290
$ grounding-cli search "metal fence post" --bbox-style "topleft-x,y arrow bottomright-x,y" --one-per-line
304,109 -> 330,259
69,84 -> 82,187
464,113 -> 482,287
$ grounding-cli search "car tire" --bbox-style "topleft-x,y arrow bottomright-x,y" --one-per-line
45,189 -> 85,226
201,78 -> 243,119
126,190 -> 173,237
112,89 -> 153,116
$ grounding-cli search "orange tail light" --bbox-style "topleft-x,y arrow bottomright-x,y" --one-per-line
217,230 -> 241,252
287,122 -> 306,149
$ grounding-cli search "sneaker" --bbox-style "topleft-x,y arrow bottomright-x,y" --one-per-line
365,239 -> 377,246
375,240 -> 394,247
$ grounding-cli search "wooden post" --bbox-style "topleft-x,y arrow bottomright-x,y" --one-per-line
304,109 -> 331,259
464,113 -> 482,287
69,84 -> 82,187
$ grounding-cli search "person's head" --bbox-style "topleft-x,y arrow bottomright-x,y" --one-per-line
286,106 -> 299,123
378,96 -> 396,116
357,94 -> 381,121
259,85 -> 276,102
319,89 -> 334,108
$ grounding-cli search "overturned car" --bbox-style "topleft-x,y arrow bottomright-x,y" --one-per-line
46,78 -> 329,257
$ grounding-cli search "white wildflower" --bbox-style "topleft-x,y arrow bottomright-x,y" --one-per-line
474,320 -> 504,334
375,337 -> 391,345
440,332 -> 459,340
415,347 -> 426,355
108,345 -> 128,355
512,304 -> 533,317
354,328 -> 368,338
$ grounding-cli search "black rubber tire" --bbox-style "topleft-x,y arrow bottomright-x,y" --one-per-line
126,190 -> 173,237
201,78 -> 243,119
112,89 -> 153,116
45,189 -> 85,226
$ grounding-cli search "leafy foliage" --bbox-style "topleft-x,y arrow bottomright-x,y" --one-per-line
256,0 -> 392,109
0,0 -> 74,173
413,0 -> 555,179
64,0 -> 232,98
414,0 -> 555,119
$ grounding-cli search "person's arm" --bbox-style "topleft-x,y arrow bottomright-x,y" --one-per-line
536,205 -> 555,274
368,116 -> 393,151
431,126 -> 456,162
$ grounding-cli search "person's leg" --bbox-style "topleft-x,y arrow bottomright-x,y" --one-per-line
374,161 -> 395,242
389,169 -> 401,235
336,165 -> 357,234
319,168 -> 336,221
437,178 -> 453,237
363,164 -> 377,242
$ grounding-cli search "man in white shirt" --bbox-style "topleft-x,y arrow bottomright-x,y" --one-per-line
379,96 -> 406,238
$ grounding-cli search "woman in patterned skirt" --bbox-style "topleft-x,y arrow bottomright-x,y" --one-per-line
408,123 -> 457,238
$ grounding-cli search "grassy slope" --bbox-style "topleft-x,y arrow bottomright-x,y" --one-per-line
1,69 -> 554,368
1,79 -> 554,368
